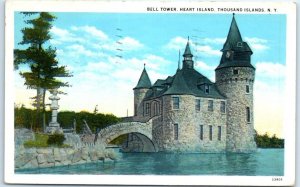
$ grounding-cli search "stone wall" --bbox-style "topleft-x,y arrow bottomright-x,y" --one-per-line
134,88 -> 149,118
215,67 -> 256,152
152,95 -> 227,153
15,144 -> 118,170
15,128 -> 35,147
14,129 -> 118,170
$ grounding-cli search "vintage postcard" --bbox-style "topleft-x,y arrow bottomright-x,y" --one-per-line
5,0 -> 296,186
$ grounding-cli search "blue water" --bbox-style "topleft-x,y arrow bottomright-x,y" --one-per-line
15,149 -> 284,176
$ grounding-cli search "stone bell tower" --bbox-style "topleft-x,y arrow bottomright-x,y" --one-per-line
215,14 -> 256,152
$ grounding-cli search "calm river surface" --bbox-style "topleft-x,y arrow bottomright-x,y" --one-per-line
16,148 -> 283,176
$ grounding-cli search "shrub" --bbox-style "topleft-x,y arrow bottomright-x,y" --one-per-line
47,133 -> 65,146
23,133 -> 49,148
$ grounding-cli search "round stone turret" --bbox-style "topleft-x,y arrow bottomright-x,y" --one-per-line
133,65 -> 152,117
216,67 -> 256,152
215,14 -> 256,153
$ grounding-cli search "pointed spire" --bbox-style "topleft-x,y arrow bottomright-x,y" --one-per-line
216,14 -> 254,70
134,65 -> 152,89
182,37 -> 194,69
177,50 -> 181,70
183,37 -> 193,57
222,13 -> 243,51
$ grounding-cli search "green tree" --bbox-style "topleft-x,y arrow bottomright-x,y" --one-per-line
14,12 -> 72,132
254,131 -> 284,148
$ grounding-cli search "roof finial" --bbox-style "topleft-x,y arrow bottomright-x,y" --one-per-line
188,36 -> 190,42
144,63 -> 146,68
233,13 -> 235,16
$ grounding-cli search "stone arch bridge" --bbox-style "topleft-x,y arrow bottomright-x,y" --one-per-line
97,119 -> 157,152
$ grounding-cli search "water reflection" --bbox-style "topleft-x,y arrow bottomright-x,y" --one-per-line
225,153 -> 257,175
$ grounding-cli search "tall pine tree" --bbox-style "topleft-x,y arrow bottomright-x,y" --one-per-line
14,12 -> 72,132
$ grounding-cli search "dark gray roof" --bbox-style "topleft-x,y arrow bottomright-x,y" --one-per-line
183,40 -> 193,57
134,67 -> 152,89
221,14 -> 252,53
144,67 -> 225,100
217,60 -> 255,69
216,14 -> 254,70
164,70 -> 193,95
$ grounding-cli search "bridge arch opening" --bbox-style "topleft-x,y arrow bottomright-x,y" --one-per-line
108,132 -> 157,152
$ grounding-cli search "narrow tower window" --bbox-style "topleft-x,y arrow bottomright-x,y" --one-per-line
174,123 -> 179,140
218,126 -> 221,141
246,107 -> 251,122
209,125 -> 213,141
153,102 -> 158,116
145,103 -> 150,115
195,99 -> 201,111
134,104 -> 137,116
199,125 -> 203,140
172,97 -> 180,109
220,101 -> 226,113
233,69 -> 239,75
208,100 -> 214,111
246,85 -> 250,93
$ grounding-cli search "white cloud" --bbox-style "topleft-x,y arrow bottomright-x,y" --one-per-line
71,26 -> 108,41
194,45 -> 221,56
245,37 -> 267,44
50,26 -> 84,44
201,37 -> 226,45
67,44 -> 97,57
119,37 -> 144,51
165,36 -> 221,56
113,67 -> 140,83
255,62 -> 286,78
250,43 -> 269,51
165,36 -> 186,50
245,37 -> 269,51
129,54 -> 171,70
195,60 -> 215,71
102,36 -> 144,52
51,26 -> 70,38
85,61 -> 113,72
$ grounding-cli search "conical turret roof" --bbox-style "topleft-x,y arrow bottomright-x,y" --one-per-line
222,14 -> 242,51
183,38 -> 193,57
221,14 -> 252,53
216,14 -> 254,70
134,66 -> 152,89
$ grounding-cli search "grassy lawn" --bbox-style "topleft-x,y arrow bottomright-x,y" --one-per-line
23,133 -> 71,148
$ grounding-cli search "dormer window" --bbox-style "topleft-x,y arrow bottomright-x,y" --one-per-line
237,42 -> 243,47
205,84 -> 210,94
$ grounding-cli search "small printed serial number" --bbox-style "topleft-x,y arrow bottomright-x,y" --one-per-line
272,177 -> 283,181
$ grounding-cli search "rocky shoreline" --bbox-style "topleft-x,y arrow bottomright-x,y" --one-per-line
15,145 -> 118,170
15,128 -> 118,170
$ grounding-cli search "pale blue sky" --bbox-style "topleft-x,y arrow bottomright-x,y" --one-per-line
14,12 -> 286,137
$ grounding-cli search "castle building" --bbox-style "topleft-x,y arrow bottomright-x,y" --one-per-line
129,14 -> 256,153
